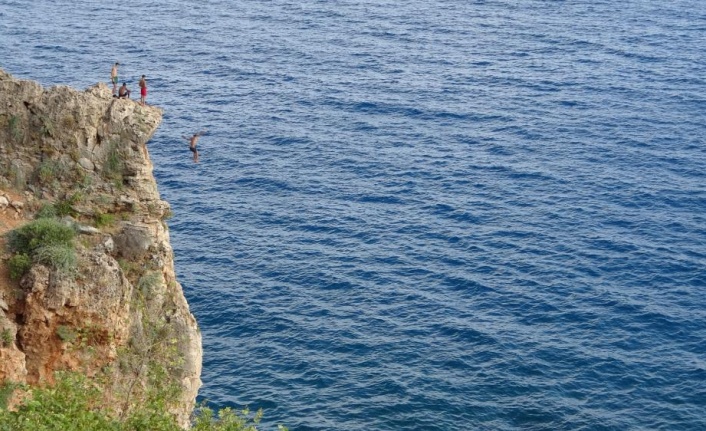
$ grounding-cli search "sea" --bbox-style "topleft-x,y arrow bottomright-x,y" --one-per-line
1,1 -> 705,429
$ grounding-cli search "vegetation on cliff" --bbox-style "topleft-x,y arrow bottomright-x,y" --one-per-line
7,217 -> 77,277
0,371 -> 278,431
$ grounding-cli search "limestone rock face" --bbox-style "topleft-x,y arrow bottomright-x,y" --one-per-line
0,69 -> 162,209
0,69 -> 201,427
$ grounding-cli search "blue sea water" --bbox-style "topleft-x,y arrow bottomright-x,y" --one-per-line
2,0 -> 706,429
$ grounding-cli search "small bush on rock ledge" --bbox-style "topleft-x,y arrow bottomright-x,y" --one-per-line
35,202 -> 58,219
1,329 -> 13,347
6,218 -> 77,275
94,213 -> 116,228
34,244 -> 77,274
8,253 -> 31,280
9,218 -> 75,254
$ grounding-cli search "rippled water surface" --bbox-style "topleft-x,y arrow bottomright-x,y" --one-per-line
2,1 -> 706,429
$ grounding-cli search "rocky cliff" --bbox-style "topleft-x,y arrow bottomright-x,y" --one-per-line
0,69 -> 201,427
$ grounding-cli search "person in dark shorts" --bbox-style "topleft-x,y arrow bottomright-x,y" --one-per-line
118,82 -> 131,99
183,130 -> 207,163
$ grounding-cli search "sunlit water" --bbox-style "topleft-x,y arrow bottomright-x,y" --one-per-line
1,1 -> 705,429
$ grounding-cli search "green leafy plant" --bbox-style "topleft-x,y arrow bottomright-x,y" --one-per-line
8,253 -> 31,280
68,191 -> 84,204
1,329 -> 13,347
118,258 -> 140,280
56,325 -> 78,343
39,115 -> 55,137
54,199 -> 77,217
81,172 -> 94,188
35,160 -> 67,185
8,163 -> 26,189
0,372 -> 115,429
0,370 -> 280,430
61,114 -> 76,129
7,218 -> 77,274
94,213 -> 115,228
96,193 -> 112,205
104,142 -> 123,181
192,405 -> 270,431
0,381 -> 15,410
8,218 -> 75,255
8,115 -> 23,142
137,270 -> 162,291
35,202 -> 57,219
33,244 -> 77,274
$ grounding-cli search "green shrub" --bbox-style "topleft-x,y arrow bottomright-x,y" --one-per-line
8,253 -> 31,280
0,372 -> 115,430
0,371 -> 279,430
34,244 -> 77,274
54,199 -> 76,217
137,271 -> 162,298
68,192 -> 84,204
104,142 -> 123,182
7,163 -> 26,189
36,160 -> 66,185
1,329 -> 13,347
7,219 -> 77,275
61,114 -> 77,130
36,195 -> 81,218
81,173 -> 94,188
40,116 -> 55,137
8,115 -> 22,142
8,218 -> 75,255
96,194 -> 112,205
94,213 -> 115,228
35,203 -> 57,219
56,325 -> 77,343
192,405 -> 276,431
118,258 -> 140,280
0,382 -> 15,410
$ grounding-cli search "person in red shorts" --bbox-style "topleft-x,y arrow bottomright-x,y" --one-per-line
139,75 -> 147,106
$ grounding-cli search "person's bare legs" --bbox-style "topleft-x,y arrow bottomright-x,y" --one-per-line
111,63 -> 119,95
139,75 -> 147,106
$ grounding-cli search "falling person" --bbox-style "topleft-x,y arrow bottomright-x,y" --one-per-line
183,130 -> 207,163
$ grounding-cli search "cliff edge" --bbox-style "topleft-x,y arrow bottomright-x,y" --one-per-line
0,69 -> 202,427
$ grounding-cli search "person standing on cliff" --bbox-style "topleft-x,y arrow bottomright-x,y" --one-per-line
110,62 -> 119,95
139,75 -> 147,106
183,130 -> 207,163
